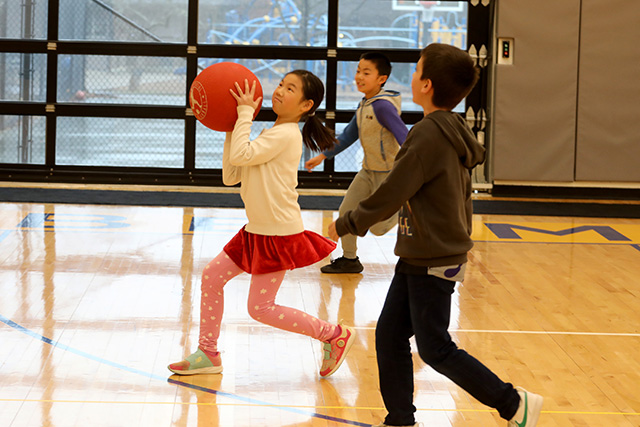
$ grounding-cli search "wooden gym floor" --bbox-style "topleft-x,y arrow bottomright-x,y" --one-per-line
1,200 -> 640,426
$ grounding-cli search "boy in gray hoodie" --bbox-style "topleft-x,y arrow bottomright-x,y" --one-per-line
306,52 -> 408,274
328,44 -> 543,427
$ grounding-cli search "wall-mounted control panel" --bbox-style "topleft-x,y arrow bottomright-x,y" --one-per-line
497,37 -> 514,65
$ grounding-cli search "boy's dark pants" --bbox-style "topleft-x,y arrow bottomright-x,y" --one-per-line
375,264 -> 520,425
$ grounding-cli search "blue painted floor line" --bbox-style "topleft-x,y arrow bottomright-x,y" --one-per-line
0,313 -> 371,427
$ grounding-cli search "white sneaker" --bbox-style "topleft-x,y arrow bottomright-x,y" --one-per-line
508,387 -> 543,427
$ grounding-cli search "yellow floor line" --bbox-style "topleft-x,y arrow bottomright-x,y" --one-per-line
1,398 -> 638,416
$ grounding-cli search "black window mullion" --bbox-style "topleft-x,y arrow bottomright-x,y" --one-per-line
184,0 -> 199,171
45,0 -> 59,167
323,0 -> 339,173
184,54 -> 197,172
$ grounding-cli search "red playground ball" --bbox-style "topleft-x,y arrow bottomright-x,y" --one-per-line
189,62 -> 263,132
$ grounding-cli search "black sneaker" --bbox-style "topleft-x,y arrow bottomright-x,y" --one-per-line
320,257 -> 364,274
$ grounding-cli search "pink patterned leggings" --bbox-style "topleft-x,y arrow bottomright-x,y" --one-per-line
198,251 -> 338,354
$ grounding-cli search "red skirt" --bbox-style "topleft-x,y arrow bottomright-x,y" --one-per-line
224,226 -> 337,275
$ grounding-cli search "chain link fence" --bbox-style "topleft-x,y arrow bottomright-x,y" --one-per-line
56,117 -> 185,167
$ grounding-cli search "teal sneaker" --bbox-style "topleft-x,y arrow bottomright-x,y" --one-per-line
168,348 -> 223,375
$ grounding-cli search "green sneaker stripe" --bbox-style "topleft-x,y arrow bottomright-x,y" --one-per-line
516,392 -> 528,427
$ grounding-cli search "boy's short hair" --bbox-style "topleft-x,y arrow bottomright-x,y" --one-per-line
360,52 -> 392,84
419,43 -> 479,110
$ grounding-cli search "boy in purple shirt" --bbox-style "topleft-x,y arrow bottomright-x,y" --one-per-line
306,52 -> 408,274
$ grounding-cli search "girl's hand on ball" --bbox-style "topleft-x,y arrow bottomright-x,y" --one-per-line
190,62 -> 262,131
230,79 -> 263,110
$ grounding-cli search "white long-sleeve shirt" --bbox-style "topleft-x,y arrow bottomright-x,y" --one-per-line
222,105 -> 305,236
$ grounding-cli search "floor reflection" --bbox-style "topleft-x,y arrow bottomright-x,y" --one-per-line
2,202 -> 640,426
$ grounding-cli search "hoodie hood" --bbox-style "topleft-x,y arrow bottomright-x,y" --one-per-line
361,89 -> 402,112
428,110 -> 485,169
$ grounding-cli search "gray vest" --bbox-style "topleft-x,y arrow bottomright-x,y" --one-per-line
356,89 -> 403,172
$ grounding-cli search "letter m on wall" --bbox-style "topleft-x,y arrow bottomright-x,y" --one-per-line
484,223 -> 631,241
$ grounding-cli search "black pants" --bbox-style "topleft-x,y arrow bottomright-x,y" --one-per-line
375,264 -> 520,426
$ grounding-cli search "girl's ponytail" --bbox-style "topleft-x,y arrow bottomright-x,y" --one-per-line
288,70 -> 337,152
301,111 -> 336,152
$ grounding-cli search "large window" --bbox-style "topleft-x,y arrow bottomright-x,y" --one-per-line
57,55 -> 187,104
0,53 -> 47,102
56,117 -> 185,167
0,1 -> 48,39
199,0 -> 329,46
336,60 -> 472,114
195,57 -> 327,110
0,116 -> 46,164
338,1 -> 467,49
0,1 -> 488,187
59,0 -> 189,42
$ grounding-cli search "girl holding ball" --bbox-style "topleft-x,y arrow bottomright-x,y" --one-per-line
169,70 -> 356,378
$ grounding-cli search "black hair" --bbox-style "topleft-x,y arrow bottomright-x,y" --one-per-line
359,52 -> 392,85
287,69 -> 337,152
419,43 -> 480,110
